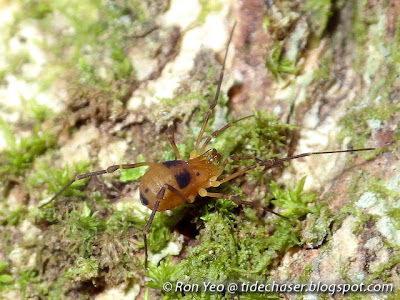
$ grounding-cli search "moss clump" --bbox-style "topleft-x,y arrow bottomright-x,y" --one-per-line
30,161 -> 90,200
0,206 -> 28,227
64,256 -> 99,283
0,262 -> 13,291
0,118 -> 56,178
147,178 -> 326,299
265,42 -> 300,78
303,0 -> 332,38
36,201 -> 146,296
213,110 -> 295,161
270,177 -> 317,219
146,257 -> 184,290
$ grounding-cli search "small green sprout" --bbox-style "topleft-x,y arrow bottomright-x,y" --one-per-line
0,119 -> 56,177
24,98 -> 56,123
146,256 -> 184,290
270,177 -> 317,219
265,43 -> 299,78
16,269 -> 39,298
70,202 -> 105,236
0,262 -> 13,289
0,206 -> 27,226
59,202 -> 107,257
303,0 -> 332,38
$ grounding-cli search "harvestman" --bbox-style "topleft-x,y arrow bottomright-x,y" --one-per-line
40,23 -> 375,267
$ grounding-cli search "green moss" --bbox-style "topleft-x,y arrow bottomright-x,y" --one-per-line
299,263 -> 313,281
35,202 -> 146,295
388,208 -> 400,230
303,0 -> 332,38
105,206 -> 145,233
65,256 -> 99,283
0,262 -> 13,291
15,269 -> 40,299
387,288 -> 400,300
213,110 -> 295,162
270,177 -> 317,219
147,207 -> 187,254
146,256 -> 184,290
0,206 -> 27,226
312,54 -> 334,82
31,171 -> 153,295
146,177 -> 321,298
25,98 -> 56,123
351,0 -> 377,64
0,52 -> 31,82
32,161 -> 90,197
0,119 -> 56,178
71,202 -> 105,234
0,99 -> 56,184
265,43 -> 299,78
29,161 -> 90,214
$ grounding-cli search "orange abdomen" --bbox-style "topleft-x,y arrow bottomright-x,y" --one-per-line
138,159 -> 218,211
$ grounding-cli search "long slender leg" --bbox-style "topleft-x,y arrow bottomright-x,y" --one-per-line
39,162 -> 154,208
193,22 -> 237,157
144,199 -> 160,269
166,126 -> 181,160
216,154 -> 262,177
198,190 -> 247,205
199,115 -> 253,154
154,184 -> 192,205
143,183 -> 192,268
217,148 -> 375,185
206,148 -> 375,221
198,190 -> 289,220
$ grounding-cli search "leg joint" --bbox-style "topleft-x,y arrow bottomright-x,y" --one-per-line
107,165 -> 119,173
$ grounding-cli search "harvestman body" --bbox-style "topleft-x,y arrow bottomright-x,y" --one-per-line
40,23 -> 375,267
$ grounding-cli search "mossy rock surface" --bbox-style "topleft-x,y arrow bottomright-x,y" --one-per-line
0,0 -> 399,299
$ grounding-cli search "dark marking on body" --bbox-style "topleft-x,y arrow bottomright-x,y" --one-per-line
140,193 -> 149,205
162,160 -> 183,168
175,169 -> 191,189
